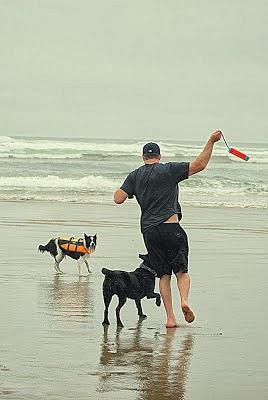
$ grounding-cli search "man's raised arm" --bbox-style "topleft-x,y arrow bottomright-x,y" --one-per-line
189,130 -> 222,176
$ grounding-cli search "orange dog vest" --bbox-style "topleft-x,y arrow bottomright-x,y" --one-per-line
58,237 -> 91,256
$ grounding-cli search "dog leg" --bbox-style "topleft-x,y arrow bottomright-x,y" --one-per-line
53,254 -> 64,274
116,296 -> 126,327
53,261 -> 60,273
84,259 -> 91,275
146,292 -> 161,306
54,242 -> 64,274
77,260 -> 82,277
156,294 -> 161,306
54,262 -> 63,274
135,299 -> 147,319
102,293 -> 112,326
57,265 -> 64,274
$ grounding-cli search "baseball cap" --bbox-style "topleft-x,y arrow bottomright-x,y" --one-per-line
142,142 -> 161,155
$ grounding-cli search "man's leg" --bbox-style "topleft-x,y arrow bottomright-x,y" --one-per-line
176,272 -> 195,323
159,274 -> 178,328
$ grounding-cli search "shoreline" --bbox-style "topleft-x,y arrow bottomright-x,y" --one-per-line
0,199 -> 267,231
0,197 -> 267,209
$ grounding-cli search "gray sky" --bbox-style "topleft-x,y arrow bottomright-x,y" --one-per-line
1,0 -> 268,142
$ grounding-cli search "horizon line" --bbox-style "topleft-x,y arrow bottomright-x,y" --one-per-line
0,134 -> 267,145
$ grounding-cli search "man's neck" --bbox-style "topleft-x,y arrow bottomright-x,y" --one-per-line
144,159 -> 160,165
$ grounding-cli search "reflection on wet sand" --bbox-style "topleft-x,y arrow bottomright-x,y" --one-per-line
98,322 -> 194,399
39,275 -> 94,320
142,332 -> 194,400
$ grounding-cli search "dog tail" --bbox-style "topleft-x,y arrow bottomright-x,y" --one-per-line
38,245 -> 46,253
101,268 -> 115,277
38,239 -> 55,253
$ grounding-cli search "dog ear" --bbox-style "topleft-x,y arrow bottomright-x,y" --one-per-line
84,233 -> 88,238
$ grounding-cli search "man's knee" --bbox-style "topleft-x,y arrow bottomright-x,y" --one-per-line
160,274 -> 172,281
176,271 -> 189,279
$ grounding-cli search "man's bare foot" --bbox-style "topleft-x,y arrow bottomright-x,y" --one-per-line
165,320 -> 180,328
181,304 -> 195,323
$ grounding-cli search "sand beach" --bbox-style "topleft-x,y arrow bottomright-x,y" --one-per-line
0,200 -> 267,399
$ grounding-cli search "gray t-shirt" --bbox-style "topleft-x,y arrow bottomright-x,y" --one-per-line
120,162 -> 189,233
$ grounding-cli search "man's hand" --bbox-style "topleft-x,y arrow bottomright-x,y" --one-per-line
209,130 -> 222,143
189,129 -> 222,176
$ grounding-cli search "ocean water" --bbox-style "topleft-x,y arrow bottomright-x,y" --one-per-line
0,135 -> 267,209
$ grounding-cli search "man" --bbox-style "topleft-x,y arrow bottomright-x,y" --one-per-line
114,130 -> 222,328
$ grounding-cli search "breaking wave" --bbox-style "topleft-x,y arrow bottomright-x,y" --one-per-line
0,174 -> 267,209
1,136 -> 267,163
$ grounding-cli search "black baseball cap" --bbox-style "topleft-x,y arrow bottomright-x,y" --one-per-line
142,142 -> 161,155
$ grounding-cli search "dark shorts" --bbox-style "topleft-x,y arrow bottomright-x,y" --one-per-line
143,223 -> 189,278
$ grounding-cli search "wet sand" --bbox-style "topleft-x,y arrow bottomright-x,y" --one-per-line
0,201 -> 267,399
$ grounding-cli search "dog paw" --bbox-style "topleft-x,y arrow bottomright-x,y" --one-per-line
139,314 -> 147,319
156,297 -> 161,307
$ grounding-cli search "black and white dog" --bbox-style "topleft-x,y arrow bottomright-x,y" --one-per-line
38,234 -> 97,275
102,254 -> 161,327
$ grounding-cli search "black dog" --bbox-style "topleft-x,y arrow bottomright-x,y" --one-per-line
102,254 -> 161,327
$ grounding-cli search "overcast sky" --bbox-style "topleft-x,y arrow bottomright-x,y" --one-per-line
1,1 -> 268,142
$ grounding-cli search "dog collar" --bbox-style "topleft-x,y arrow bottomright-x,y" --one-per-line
139,263 -> 157,277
